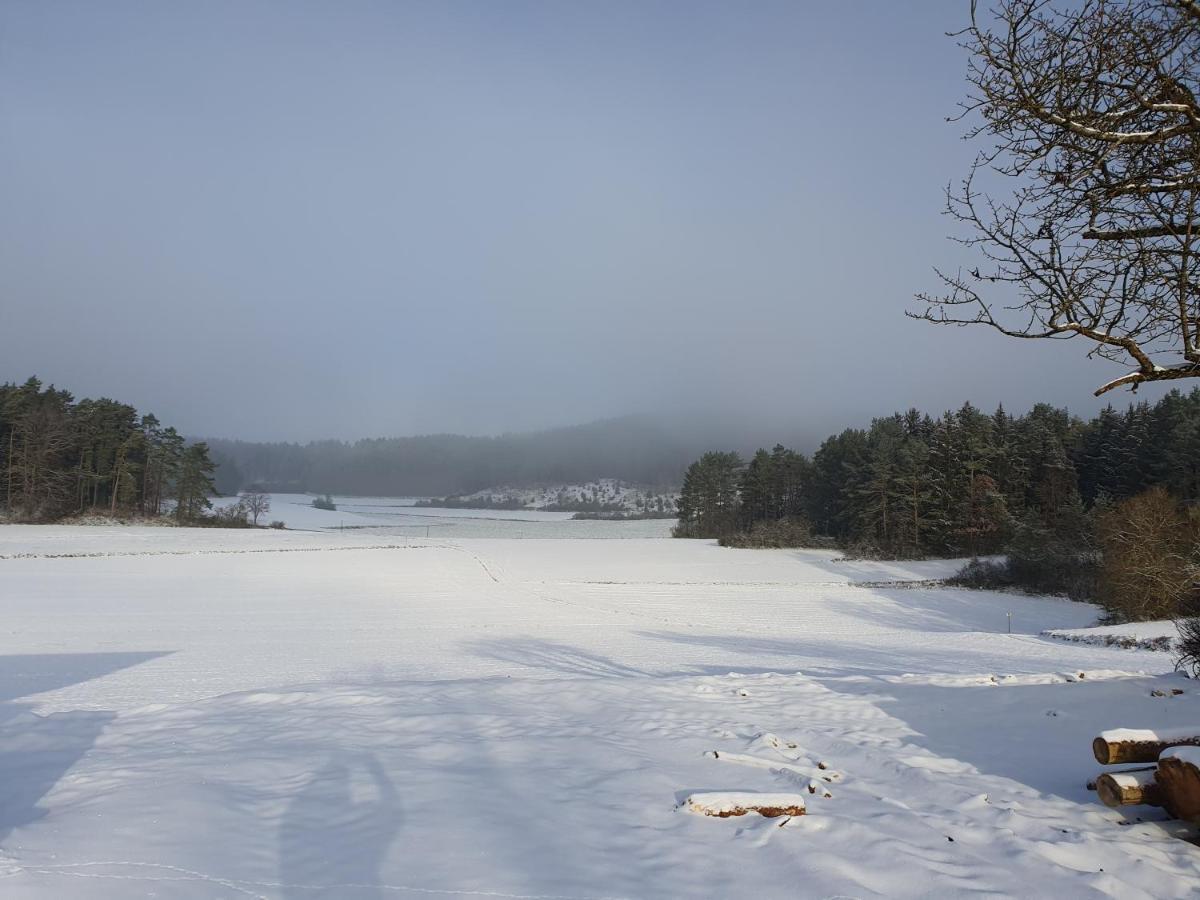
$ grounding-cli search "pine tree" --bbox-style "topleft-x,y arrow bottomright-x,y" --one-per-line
770,444 -> 809,520
174,442 -> 217,523
855,419 -> 906,553
674,451 -> 742,538
893,439 -> 938,557
738,449 -> 775,527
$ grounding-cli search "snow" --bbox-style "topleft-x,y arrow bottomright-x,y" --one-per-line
1,525 -> 1199,897
1161,747 -> 1200,766
1100,727 -> 1200,744
261,493 -> 677,538
1110,770 -> 1158,790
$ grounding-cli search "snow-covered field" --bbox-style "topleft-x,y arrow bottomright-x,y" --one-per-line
1,525 -> 1198,897
255,493 -> 676,538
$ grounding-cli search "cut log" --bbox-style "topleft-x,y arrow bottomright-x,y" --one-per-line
1095,768 -> 1164,808
1092,728 -> 1200,764
1156,750 -> 1200,823
683,792 -> 806,819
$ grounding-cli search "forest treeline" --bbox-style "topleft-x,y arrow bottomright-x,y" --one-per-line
676,392 -> 1200,622
0,377 -> 220,523
206,416 -> 691,497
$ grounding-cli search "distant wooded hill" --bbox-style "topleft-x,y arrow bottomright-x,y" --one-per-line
205,416 -> 694,496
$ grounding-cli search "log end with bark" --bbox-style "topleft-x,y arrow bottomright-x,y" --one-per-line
1092,729 -> 1200,765
1156,753 -> 1200,823
1095,768 -> 1165,808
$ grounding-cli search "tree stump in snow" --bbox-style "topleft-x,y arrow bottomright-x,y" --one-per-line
1095,769 -> 1164,808
683,792 -> 806,819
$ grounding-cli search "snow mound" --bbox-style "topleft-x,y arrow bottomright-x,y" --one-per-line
1042,621 -> 1177,652
1161,746 -> 1200,766
881,670 -> 1145,687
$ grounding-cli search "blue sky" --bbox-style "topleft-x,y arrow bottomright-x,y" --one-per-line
0,1 -> 1156,441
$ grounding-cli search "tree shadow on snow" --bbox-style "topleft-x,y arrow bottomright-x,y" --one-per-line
633,629 -> 1072,679
814,674 -> 1188,807
0,650 -> 172,844
278,752 -> 401,899
0,651 -> 172,703
467,636 -> 649,678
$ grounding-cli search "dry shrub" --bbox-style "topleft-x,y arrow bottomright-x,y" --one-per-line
1178,616 -> 1200,677
1095,487 -> 1199,622
719,517 -> 813,549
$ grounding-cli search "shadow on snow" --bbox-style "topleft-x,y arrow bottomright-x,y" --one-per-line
0,650 -> 172,844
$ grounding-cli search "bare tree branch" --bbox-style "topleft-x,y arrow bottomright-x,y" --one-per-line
917,0 -> 1200,395
1084,220 -> 1200,240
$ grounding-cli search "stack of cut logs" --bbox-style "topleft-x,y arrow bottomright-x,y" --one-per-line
1092,728 -> 1200,822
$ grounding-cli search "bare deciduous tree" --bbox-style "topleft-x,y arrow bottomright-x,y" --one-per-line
914,0 -> 1200,395
241,489 -> 270,527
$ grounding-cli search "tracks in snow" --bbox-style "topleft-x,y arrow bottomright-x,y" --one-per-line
0,544 -> 439,561
0,861 -> 633,900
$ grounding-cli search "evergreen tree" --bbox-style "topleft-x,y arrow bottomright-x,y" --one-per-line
674,451 -> 743,538
892,439 -> 938,557
805,429 -> 870,540
738,449 -> 776,527
855,419 -> 906,553
674,392 -> 1200,572
174,442 -> 218,523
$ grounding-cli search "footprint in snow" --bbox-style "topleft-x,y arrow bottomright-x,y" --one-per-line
758,732 -> 799,752
705,749 -> 843,789
751,734 -> 805,764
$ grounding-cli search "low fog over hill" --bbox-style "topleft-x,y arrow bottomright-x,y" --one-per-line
205,414 -> 751,496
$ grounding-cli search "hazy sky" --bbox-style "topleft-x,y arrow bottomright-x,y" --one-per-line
0,1 -> 1170,442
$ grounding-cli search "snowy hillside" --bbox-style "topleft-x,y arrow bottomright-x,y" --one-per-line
432,478 -> 679,514
0,526 -> 1197,897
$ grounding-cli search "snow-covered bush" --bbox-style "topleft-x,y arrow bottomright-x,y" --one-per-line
947,557 -> 1014,590
207,500 -> 253,528
839,538 -> 890,561
719,517 -> 814,549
